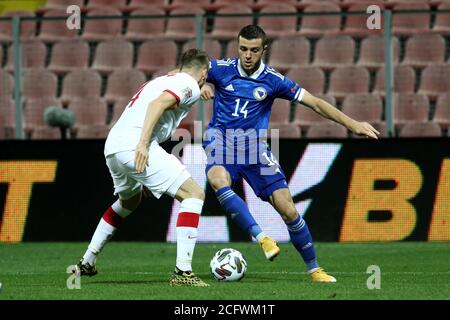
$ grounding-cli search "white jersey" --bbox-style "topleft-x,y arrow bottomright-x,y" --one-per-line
104,72 -> 200,156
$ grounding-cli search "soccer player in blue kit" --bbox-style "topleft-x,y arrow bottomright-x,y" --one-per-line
201,25 -> 379,282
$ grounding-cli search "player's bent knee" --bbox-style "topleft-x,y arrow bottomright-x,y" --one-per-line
207,167 -> 231,191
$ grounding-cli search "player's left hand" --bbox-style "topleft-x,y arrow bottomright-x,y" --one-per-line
350,121 -> 380,139
135,143 -> 149,173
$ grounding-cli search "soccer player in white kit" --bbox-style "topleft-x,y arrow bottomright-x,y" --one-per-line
73,49 -> 210,287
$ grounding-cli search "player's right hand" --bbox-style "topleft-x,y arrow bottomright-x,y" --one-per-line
200,85 -> 215,100
135,143 -> 149,173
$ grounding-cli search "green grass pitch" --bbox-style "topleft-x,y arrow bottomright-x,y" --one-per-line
0,242 -> 448,300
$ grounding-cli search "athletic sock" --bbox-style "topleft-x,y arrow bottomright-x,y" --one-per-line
286,215 -> 319,272
176,198 -> 203,272
216,186 -> 262,239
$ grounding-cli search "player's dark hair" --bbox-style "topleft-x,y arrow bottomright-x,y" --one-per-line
179,48 -> 210,71
238,25 -> 267,47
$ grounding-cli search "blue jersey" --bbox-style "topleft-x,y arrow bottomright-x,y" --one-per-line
206,58 -> 304,132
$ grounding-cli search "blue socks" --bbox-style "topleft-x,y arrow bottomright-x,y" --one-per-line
286,215 -> 319,272
216,186 -> 262,239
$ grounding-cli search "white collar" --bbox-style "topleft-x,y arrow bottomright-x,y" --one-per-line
237,59 -> 265,79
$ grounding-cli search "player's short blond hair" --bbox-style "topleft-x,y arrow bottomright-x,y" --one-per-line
179,48 -> 210,71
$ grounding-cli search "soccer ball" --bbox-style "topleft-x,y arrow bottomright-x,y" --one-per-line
210,248 -> 247,281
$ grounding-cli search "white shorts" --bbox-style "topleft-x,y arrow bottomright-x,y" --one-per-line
105,141 -> 191,200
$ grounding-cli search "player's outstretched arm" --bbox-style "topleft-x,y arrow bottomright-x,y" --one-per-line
135,92 -> 178,173
300,90 -> 380,139
200,84 -> 215,101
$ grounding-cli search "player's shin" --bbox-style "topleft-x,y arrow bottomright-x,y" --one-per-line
286,215 -> 319,272
175,198 -> 203,272
82,200 -> 131,265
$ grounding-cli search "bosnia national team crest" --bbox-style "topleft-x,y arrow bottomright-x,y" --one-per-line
253,87 -> 267,101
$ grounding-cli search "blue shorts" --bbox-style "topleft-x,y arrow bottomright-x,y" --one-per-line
204,145 -> 288,202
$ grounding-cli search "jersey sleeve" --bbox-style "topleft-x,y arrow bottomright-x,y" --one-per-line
275,74 -> 305,103
163,74 -> 199,107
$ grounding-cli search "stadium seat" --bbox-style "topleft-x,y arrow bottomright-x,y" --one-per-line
168,0 -> 211,10
209,4 -> 253,41
286,66 -> 325,95
48,40 -> 90,75
341,94 -> 383,124
110,97 -> 131,127
298,3 -> 341,37
327,66 -> 370,101
418,64 -> 450,101
164,7 -> 205,41
258,3 -> 298,39
29,127 -> 62,140
85,0 -> 128,11
125,7 -> 166,41
224,40 -> 238,58
0,70 -> 14,99
68,97 -> 108,138
254,0 -> 299,10
74,125 -> 110,139
372,65 -> 415,96
207,0 -> 255,11
24,97 -> 62,138
22,69 -> 58,101
306,122 -> 348,138
0,10 -> 36,43
393,93 -> 429,128
392,3 -> 431,36
269,99 -> 292,124
433,93 -> 450,130
38,9 -> 80,43
60,70 -> 102,104
5,39 -> 46,72
127,0 -> 167,10
268,36 -> 310,73
82,7 -> 123,42
433,2 -> 450,35
136,40 -> 178,75
0,98 -> 16,139
399,122 -> 442,138
294,104 -> 333,130
313,35 -> 355,70
341,2 -> 385,37
357,35 -> 400,71
269,122 -> 301,139
402,34 -> 446,69
183,39 -> 222,59
104,69 -> 147,104
39,0 -> 85,11
91,39 -> 134,75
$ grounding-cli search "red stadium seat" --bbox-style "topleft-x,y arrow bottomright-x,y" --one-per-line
327,66 -> 370,101
60,70 -> 102,104
393,93 -> 429,127
402,34 -> 446,69
418,64 -> 450,101
306,122 -> 348,138
136,40 -> 178,75
0,70 -> 14,99
74,125 -> 110,139
0,10 -> 36,43
433,2 -> 450,35
29,127 -> 62,140
372,65 -> 415,96
183,39 -> 222,60
268,36 -> 310,73
269,99 -> 292,124
40,0 -> 85,11
104,69 -> 147,104
164,7 -> 205,41
5,39 -> 46,72
208,0 -> 255,11
85,0 -> 128,11
48,39 -> 90,75
258,3 -> 298,39
392,3 -> 431,36
91,39 -> 133,75
68,97 -> 108,138
341,94 -> 383,124
22,69 -> 58,101
269,122 -> 301,139
39,9 -> 80,43
0,98 -> 16,139
287,66 -> 325,95
224,40 -> 238,58
168,0 -> 211,10
341,2 -> 385,37
110,97 -> 131,127
125,7 -> 166,41
433,93 -> 450,130
82,7 -> 123,42
127,0 -> 167,10
24,97 -> 62,138
399,122 -> 441,138
209,4 -> 253,41
357,35 -> 400,71
298,3 -> 341,37
313,35 -> 355,70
